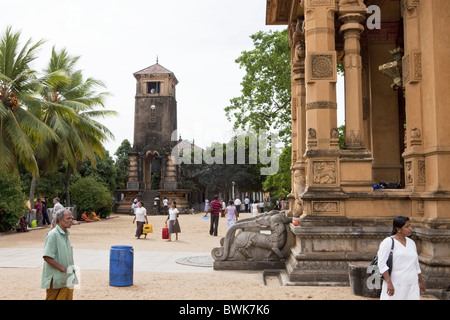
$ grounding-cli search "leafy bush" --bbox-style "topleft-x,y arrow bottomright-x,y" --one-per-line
70,176 -> 113,218
0,172 -> 26,232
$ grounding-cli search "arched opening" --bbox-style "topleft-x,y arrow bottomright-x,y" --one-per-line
144,150 -> 161,190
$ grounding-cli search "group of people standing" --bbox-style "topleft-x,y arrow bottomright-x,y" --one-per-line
203,195 -> 264,236
131,198 -> 181,242
22,197 -> 64,231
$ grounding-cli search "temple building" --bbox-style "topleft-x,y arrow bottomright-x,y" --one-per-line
265,0 -> 450,291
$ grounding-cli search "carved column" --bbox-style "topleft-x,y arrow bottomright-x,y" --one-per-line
337,2 -> 373,192
338,6 -> 366,150
401,0 -> 425,194
303,0 -> 340,199
403,0 -> 450,291
289,19 -> 307,218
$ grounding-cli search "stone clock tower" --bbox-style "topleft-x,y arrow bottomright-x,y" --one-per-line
118,62 -> 189,213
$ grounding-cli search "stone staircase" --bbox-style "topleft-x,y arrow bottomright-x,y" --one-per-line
140,190 -> 160,215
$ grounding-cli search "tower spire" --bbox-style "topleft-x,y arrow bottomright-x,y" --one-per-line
156,55 -> 159,64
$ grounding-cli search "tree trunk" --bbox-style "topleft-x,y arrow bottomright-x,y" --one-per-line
29,175 -> 37,210
65,165 -> 73,206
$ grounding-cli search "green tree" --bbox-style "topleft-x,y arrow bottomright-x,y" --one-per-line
35,47 -> 118,205
0,172 -> 26,232
114,139 -> 132,189
0,26 -> 57,176
225,29 -> 292,144
181,134 -> 266,198
262,145 -> 291,202
79,150 -> 117,193
70,176 -> 113,218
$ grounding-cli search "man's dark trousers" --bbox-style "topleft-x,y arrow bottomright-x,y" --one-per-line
209,214 -> 219,236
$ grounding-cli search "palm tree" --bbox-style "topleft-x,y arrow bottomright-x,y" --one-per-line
0,26 -> 57,176
36,47 -> 118,205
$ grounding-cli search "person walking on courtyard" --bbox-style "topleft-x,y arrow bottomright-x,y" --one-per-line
165,201 -> 181,241
251,200 -> 260,217
204,199 -> 209,213
133,201 -> 148,239
41,209 -> 77,300
258,199 -> 265,213
244,196 -> 250,213
234,197 -> 241,220
225,200 -> 237,229
205,195 -> 221,236
377,216 -> 426,300
41,197 -> 51,226
163,197 -> 169,215
221,198 -> 226,217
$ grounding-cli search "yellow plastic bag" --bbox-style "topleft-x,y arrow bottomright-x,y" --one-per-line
143,224 -> 153,234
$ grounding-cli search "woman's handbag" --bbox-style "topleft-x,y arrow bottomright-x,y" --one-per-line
143,224 -> 153,234
369,237 -> 394,278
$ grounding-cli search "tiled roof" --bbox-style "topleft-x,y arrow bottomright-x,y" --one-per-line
134,63 -> 175,75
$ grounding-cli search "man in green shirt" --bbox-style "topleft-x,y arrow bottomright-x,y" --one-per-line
41,209 -> 78,300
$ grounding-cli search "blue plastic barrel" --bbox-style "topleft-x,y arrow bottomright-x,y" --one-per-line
109,245 -> 134,287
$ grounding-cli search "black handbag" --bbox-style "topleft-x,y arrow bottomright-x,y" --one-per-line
369,237 -> 394,278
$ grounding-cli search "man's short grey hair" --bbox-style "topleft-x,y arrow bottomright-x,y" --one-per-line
55,209 -> 70,224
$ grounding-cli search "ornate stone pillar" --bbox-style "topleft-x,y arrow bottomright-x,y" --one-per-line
303,0 -> 340,198
337,1 -> 373,193
289,18 -> 307,218
338,5 -> 366,150
404,0 -> 450,290
401,0 -> 425,195
402,0 -> 424,193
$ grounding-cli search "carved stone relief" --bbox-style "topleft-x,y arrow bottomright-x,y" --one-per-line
406,161 -> 413,185
401,0 -> 420,15
306,101 -> 337,110
312,201 -> 339,214
309,0 -> 333,6
345,130 -> 364,149
403,52 -> 422,85
313,161 -> 337,184
418,160 -> 426,185
311,54 -> 334,79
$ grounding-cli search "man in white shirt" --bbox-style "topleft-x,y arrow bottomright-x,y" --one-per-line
234,198 -> 242,219
244,197 -> 250,213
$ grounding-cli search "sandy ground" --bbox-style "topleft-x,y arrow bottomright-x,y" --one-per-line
0,212 -> 369,300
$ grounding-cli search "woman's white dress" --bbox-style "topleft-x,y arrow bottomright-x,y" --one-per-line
251,203 -> 259,217
377,236 -> 421,300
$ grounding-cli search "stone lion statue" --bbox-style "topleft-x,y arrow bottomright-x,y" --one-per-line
212,211 -> 292,262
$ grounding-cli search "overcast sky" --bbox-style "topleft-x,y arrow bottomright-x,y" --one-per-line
3,0 -> 344,156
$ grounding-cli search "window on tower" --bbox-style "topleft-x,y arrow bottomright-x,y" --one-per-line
147,82 -> 161,94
